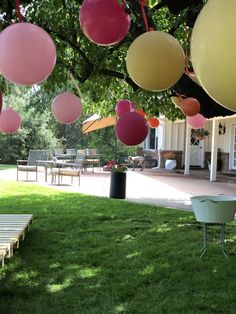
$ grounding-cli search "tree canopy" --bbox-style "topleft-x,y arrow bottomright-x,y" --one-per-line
0,0 -> 234,121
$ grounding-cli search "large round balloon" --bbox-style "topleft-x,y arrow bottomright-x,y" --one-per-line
0,23 -> 56,85
148,117 -> 159,128
0,108 -> 21,134
126,31 -> 185,91
191,0 -> 236,111
181,97 -> 200,116
79,0 -> 131,46
115,112 -> 148,146
51,92 -> 82,124
115,100 -> 136,117
187,114 -> 206,129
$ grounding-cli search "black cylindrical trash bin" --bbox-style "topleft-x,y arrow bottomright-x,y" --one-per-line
109,172 -> 126,199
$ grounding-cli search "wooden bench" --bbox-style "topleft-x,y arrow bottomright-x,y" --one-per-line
0,214 -> 33,267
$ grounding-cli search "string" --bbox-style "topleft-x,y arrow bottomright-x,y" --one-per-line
184,23 -> 190,76
68,71 -> 83,99
0,91 -> 2,113
139,0 -> 149,32
5,79 -> 10,107
16,0 -> 23,23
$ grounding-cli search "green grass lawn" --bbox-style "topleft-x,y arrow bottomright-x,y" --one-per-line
0,164 -> 16,170
0,180 -> 235,314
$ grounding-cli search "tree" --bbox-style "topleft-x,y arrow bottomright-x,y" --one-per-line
0,86 -> 59,162
0,0 -> 233,124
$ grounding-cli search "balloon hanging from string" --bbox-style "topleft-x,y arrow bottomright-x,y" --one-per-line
0,0 -> 57,85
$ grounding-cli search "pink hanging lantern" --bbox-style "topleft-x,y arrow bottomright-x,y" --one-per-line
115,112 -> 148,146
115,100 -> 136,117
0,23 -> 57,85
181,97 -> 200,117
187,113 -> 206,129
51,92 -> 82,124
0,108 -> 21,134
79,0 -> 131,46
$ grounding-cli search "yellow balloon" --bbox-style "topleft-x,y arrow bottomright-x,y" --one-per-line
126,31 -> 185,91
191,0 -> 236,112
188,73 -> 200,86
171,96 -> 182,108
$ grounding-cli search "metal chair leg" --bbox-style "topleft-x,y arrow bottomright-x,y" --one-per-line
220,224 -> 228,258
200,223 -> 207,258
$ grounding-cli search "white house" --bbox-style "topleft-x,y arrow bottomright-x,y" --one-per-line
141,114 -> 236,180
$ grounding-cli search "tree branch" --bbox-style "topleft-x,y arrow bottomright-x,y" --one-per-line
98,69 -> 139,91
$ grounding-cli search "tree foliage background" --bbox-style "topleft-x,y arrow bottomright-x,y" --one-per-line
0,0 -> 233,162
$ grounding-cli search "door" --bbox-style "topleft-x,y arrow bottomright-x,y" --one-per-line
190,130 -> 204,167
231,125 -> 236,169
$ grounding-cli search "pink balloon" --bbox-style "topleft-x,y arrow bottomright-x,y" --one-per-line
115,112 -> 148,146
0,23 -> 57,85
51,92 -> 82,124
0,108 -> 21,134
115,100 -> 136,117
187,113 -> 206,129
79,0 -> 131,46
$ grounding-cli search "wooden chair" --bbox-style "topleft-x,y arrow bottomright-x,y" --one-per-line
66,148 -> 77,155
51,163 -> 81,186
17,150 -> 51,181
53,148 -> 64,156
50,151 -> 86,185
84,148 -> 101,172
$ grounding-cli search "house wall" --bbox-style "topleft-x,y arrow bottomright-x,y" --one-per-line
204,116 -> 236,170
160,119 -> 185,151
140,114 -> 236,171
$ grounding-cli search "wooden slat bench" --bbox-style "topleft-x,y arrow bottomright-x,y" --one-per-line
0,214 -> 33,268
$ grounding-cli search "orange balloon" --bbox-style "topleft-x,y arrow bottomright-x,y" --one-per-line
181,97 -> 200,116
136,109 -> 146,117
148,117 -> 159,128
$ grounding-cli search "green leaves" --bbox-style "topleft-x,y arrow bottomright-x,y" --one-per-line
0,0 -> 197,122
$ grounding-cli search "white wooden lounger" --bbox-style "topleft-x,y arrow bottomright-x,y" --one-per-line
0,214 -> 33,267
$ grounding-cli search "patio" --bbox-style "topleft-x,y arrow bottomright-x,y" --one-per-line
1,167 -> 236,210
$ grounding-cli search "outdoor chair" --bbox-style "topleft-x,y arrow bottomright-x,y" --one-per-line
51,163 -> 81,186
84,148 -> 101,172
17,150 -> 51,181
53,148 -> 64,156
50,150 -> 86,185
65,148 -> 77,155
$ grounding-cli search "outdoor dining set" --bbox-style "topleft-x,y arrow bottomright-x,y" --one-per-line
16,148 -> 101,185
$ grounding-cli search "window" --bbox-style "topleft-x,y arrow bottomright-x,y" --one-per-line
149,128 -> 156,149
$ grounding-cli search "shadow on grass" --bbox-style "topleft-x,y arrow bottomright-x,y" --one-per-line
0,181 -> 235,314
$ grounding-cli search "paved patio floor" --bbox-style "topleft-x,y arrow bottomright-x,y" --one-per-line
1,167 -> 236,210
